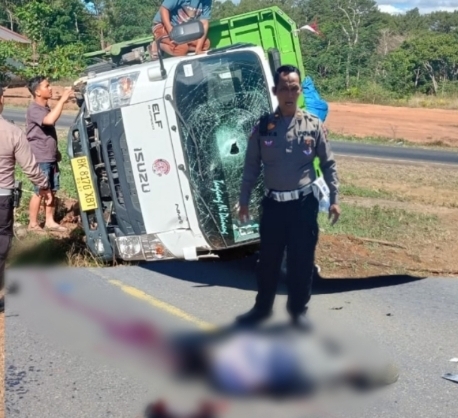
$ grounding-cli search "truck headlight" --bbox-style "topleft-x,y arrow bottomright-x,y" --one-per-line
116,236 -> 143,260
85,71 -> 139,114
109,72 -> 139,109
87,83 -> 111,114
115,234 -> 173,261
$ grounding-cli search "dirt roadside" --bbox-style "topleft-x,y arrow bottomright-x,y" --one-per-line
327,102 -> 458,147
318,156 -> 458,279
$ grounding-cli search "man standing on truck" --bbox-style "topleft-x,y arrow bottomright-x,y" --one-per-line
25,76 -> 73,233
0,86 -> 52,312
236,65 -> 341,329
149,0 -> 212,59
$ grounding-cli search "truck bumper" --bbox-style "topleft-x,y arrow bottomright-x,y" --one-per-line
67,106 -> 115,262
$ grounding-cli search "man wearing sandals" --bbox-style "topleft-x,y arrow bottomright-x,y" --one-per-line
149,0 -> 212,59
25,76 -> 73,233
0,86 -> 52,311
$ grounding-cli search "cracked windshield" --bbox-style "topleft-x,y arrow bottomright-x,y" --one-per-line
174,50 -> 271,248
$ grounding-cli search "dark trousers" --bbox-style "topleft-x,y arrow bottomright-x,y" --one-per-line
254,193 -> 319,316
0,195 -> 14,291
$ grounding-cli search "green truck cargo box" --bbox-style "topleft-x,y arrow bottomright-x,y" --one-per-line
207,6 -> 304,77
84,6 -> 305,94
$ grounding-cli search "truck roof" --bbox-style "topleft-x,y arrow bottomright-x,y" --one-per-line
81,44 -> 265,85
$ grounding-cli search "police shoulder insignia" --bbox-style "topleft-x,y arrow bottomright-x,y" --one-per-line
267,123 -> 276,130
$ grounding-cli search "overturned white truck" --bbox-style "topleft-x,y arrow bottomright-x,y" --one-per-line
68,21 -> 282,263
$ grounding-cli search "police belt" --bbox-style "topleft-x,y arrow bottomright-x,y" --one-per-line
265,184 -> 313,202
0,188 -> 12,196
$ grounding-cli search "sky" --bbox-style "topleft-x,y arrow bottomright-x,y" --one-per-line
227,1 -> 458,15
376,0 -> 458,14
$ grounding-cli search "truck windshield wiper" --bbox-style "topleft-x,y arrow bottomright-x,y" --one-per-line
165,94 -> 203,179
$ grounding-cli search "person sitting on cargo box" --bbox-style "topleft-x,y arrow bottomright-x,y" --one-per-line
25,76 -> 73,232
150,0 -> 212,59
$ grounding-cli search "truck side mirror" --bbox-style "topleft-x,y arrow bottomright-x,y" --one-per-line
169,20 -> 205,45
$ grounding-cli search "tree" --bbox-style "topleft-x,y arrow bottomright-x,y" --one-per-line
400,8 -> 429,34
384,32 -> 458,95
297,0 -> 382,93
106,0 -> 162,42
0,0 -> 26,31
83,0 -> 162,47
15,0 -> 53,62
212,0 -> 238,20
427,11 -> 458,34
335,0 -> 381,89
44,0 -> 98,50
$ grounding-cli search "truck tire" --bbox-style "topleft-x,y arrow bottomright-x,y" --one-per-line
267,48 -> 281,74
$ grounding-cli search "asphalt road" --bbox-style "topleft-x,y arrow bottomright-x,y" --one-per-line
4,107 -> 75,130
5,263 -> 458,418
3,107 -> 458,166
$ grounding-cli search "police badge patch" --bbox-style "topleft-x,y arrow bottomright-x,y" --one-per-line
303,137 -> 314,156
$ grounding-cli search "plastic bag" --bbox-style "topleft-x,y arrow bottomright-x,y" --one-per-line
311,176 -> 330,213
302,76 -> 329,122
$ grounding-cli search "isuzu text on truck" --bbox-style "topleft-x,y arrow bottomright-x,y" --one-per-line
68,7 -> 307,263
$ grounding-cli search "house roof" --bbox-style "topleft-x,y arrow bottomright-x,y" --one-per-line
0,25 -> 30,43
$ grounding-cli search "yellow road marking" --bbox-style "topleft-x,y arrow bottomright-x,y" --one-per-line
108,279 -> 217,331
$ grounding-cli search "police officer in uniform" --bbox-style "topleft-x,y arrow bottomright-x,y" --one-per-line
0,86 -> 52,312
236,65 -> 340,328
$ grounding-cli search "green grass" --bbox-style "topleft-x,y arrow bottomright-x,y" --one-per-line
14,131 -> 77,225
15,130 -> 77,198
8,132 -> 100,267
340,184 -> 394,199
8,228 -> 103,267
318,203 -> 439,242
328,131 -> 458,151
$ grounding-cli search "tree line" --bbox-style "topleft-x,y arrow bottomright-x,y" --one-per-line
1,0 -> 457,101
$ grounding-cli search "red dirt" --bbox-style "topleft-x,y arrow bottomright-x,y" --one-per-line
326,102 -> 458,146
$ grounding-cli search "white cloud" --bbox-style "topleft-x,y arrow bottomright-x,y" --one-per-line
376,0 -> 458,14
226,0 -> 458,15
378,4 -> 404,14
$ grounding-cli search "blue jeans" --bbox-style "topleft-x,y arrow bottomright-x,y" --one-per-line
34,162 -> 60,194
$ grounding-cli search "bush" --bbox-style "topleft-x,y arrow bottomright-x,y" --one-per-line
0,40 -> 86,83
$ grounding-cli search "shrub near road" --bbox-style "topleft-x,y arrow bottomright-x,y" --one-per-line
7,130 -> 458,277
